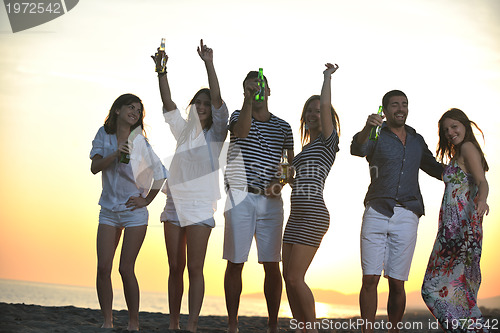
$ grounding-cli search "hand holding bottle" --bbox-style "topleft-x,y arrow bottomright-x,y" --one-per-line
367,106 -> 384,140
151,38 -> 167,73
118,141 -> 132,164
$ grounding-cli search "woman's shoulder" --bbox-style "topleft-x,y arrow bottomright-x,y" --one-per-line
94,126 -> 110,138
460,141 -> 481,158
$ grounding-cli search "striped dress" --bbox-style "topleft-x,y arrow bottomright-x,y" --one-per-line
283,131 -> 339,247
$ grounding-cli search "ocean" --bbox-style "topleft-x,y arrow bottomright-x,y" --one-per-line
0,279 -> 359,319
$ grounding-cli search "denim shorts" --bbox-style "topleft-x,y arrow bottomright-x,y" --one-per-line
99,207 -> 148,229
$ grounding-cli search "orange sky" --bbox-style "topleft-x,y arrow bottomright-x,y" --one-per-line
0,0 -> 499,308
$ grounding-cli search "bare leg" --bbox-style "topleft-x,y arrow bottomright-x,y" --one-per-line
283,244 -> 304,332
185,225 -> 212,332
359,275 -> 381,333
263,262 -> 282,333
283,244 -> 318,333
164,222 -> 187,330
387,277 -> 405,333
119,225 -> 147,331
96,224 -> 122,328
225,261 -> 244,333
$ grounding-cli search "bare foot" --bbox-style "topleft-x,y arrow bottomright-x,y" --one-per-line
127,324 -> 139,331
226,324 -> 239,333
101,322 -> 113,329
187,320 -> 198,332
267,323 -> 279,333
127,320 -> 139,331
169,317 -> 180,330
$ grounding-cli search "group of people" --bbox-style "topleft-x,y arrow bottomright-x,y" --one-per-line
89,40 -> 490,333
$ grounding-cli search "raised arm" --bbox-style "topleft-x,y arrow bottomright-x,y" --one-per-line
355,113 -> 384,145
152,49 -> 177,112
320,63 -> 339,139
197,39 -> 222,109
232,78 -> 259,138
462,142 -> 489,217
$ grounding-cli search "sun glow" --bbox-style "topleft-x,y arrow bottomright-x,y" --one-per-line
0,0 -> 499,315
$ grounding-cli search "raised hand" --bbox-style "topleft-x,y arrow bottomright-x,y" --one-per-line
365,113 -> 384,128
197,39 -> 213,63
323,63 -> 339,76
151,47 -> 168,72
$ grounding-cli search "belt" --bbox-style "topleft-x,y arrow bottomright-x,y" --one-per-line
229,185 -> 265,195
247,186 -> 265,195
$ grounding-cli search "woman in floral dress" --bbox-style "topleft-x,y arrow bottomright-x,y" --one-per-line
422,108 -> 489,332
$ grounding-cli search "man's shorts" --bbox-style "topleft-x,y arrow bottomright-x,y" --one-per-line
360,205 -> 419,281
223,188 -> 284,264
99,207 -> 148,229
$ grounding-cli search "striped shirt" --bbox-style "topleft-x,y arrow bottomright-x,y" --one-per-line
224,110 -> 294,191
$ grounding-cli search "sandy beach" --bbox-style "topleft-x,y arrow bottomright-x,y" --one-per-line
1,302 -> 499,333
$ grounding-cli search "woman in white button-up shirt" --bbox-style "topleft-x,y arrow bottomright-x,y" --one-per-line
90,94 -> 167,331
152,40 -> 228,332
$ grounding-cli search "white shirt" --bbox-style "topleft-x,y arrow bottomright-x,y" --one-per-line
163,102 -> 228,203
90,126 -> 168,211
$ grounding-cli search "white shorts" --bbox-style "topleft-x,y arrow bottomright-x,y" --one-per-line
360,205 -> 419,281
160,198 -> 215,228
223,189 -> 284,264
99,207 -> 148,229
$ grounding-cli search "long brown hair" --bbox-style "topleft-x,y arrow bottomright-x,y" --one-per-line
104,94 -> 146,137
176,88 -> 213,147
299,95 -> 340,147
437,108 -> 488,171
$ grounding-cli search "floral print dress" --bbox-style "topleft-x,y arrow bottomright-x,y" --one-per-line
422,160 -> 486,332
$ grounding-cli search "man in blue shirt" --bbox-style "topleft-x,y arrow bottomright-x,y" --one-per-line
351,90 -> 443,333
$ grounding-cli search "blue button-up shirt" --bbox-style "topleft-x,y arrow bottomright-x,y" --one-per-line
351,123 -> 443,217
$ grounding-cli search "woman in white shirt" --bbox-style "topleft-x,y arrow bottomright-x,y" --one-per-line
152,40 -> 228,332
90,94 -> 167,330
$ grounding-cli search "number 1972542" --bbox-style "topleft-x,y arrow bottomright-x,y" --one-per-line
6,2 -> 62,14
444,318 -> 498,331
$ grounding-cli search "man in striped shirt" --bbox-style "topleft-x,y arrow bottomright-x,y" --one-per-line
223,71 -> 294,333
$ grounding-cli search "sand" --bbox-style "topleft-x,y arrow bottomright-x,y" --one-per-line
1,302 -> 499,332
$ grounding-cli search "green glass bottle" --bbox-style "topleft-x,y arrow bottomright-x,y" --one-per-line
119,152 -> 130,164
255,68 -> 265,101
369,106 -> 383,141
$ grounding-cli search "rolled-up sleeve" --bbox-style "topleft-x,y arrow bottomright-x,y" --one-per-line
90,127 -> 105,159
163,108 -> 187,140
419,138 -> 444,180
211,102 -> 229,142
350,132 -> 374,158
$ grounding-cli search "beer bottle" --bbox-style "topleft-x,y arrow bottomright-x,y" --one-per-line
119,151 -> 130,164
255,68 -> 265,101
279,150 -> 289,185
156,38 -> 167,73
369,106 -> 383,141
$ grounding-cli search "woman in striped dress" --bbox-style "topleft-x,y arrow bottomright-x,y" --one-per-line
282,63 -> 340,333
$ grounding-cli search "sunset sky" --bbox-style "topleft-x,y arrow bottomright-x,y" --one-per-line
0,0 -> 499,312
